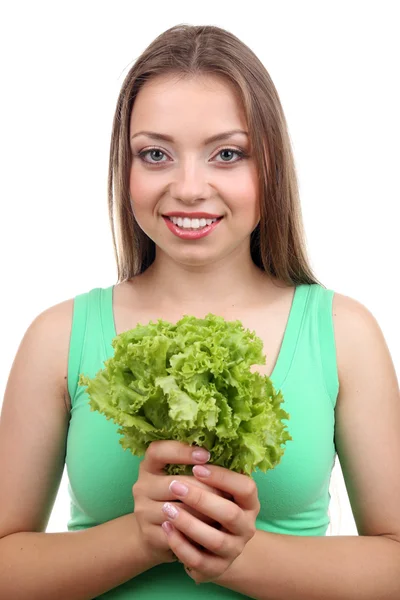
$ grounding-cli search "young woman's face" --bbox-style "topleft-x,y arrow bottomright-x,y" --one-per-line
129,74 -> 260,268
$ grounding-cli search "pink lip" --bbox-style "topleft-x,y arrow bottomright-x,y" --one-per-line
163,216 -> 222,240
163,212 -> 222,219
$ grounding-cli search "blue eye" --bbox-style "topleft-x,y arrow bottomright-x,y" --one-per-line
215,148 -> 246,162
135,146 -> 248,166
138,148 -> 168,163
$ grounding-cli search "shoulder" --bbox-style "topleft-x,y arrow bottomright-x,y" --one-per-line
24,297 -> 75,412
332,290 -> 383,347
332,290 -> 379,348
331,290 -> 397,398
29,297 -> 75,342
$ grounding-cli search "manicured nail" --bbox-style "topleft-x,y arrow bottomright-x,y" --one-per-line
192,448 -> 210,462
163,502 -> 179,519
162,521 -> 174,535
169,480 -> 189,496
193,465 -> 211,478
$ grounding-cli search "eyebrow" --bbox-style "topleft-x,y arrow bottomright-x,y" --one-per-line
130,129 -> 249,145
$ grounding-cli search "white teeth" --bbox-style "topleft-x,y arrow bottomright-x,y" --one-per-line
169,216 -> 218,229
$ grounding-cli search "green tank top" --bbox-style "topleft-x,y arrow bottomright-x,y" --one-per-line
66,283 -> 338,599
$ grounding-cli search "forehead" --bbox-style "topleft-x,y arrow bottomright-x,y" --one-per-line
129,73 -> 247,131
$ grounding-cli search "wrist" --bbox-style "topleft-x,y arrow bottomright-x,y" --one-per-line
127,514 -> 160,571
129,514 -> 173,570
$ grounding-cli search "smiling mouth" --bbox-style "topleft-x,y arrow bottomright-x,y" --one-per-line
165,215 -> 223,230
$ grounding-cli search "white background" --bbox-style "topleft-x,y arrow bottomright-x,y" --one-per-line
1,1 -> 399,537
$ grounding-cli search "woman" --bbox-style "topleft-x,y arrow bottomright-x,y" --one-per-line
0,24 -> 399,600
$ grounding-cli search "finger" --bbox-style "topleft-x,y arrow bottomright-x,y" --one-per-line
180,478 -> 226,499
133,472 -> 224,502
192,464 -> 260,512
179,505 -> 219,527
161,521 -> 226,580
168,479 -> 250,536
161,500 -> 236,558
142,441 -> 210,474
134,493 -> 218,528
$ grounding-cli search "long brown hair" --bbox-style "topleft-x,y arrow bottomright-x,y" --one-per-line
108,24 -> 323,287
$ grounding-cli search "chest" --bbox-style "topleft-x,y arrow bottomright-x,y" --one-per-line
112,290 -> 296,379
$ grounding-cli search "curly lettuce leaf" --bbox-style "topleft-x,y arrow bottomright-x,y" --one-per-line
79,314 -> 292,476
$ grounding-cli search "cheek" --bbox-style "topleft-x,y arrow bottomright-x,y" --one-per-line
229,172 -> 259,220
129,165 -> 161,217
129,165 -> 148,201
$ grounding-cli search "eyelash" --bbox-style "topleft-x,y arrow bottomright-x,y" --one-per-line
134,146 -> 249,166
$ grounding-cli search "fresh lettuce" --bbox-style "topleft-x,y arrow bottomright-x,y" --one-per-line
79,314 -> 292,476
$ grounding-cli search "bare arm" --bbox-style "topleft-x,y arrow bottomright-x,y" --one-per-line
213,528 -> 400,600
0,301 -> 156,600
0,515 -> 156,600
212,293 -> 400,599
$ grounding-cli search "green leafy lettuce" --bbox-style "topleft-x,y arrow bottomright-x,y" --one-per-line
78,314 -> 292,476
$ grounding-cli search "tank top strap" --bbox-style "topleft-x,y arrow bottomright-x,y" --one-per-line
288,284 -> 339,408
271,283 -> 310,390
67,287 -> 110,407
99,285 -> 116,356
315,285 -> 339,407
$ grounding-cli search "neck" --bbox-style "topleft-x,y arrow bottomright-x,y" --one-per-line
138,247 -> 280,311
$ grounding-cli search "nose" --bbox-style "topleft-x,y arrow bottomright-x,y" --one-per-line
169,157 -> 210,204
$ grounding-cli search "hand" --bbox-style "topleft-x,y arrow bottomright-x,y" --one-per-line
160,463 -> 260,584
132,440 -> 225,567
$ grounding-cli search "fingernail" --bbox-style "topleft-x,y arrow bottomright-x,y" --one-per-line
162,521 -> 174,535
163,502 -> 179,519
192,448 -> 210,462
169,480 -> 189,496
193,465 -> 211,478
